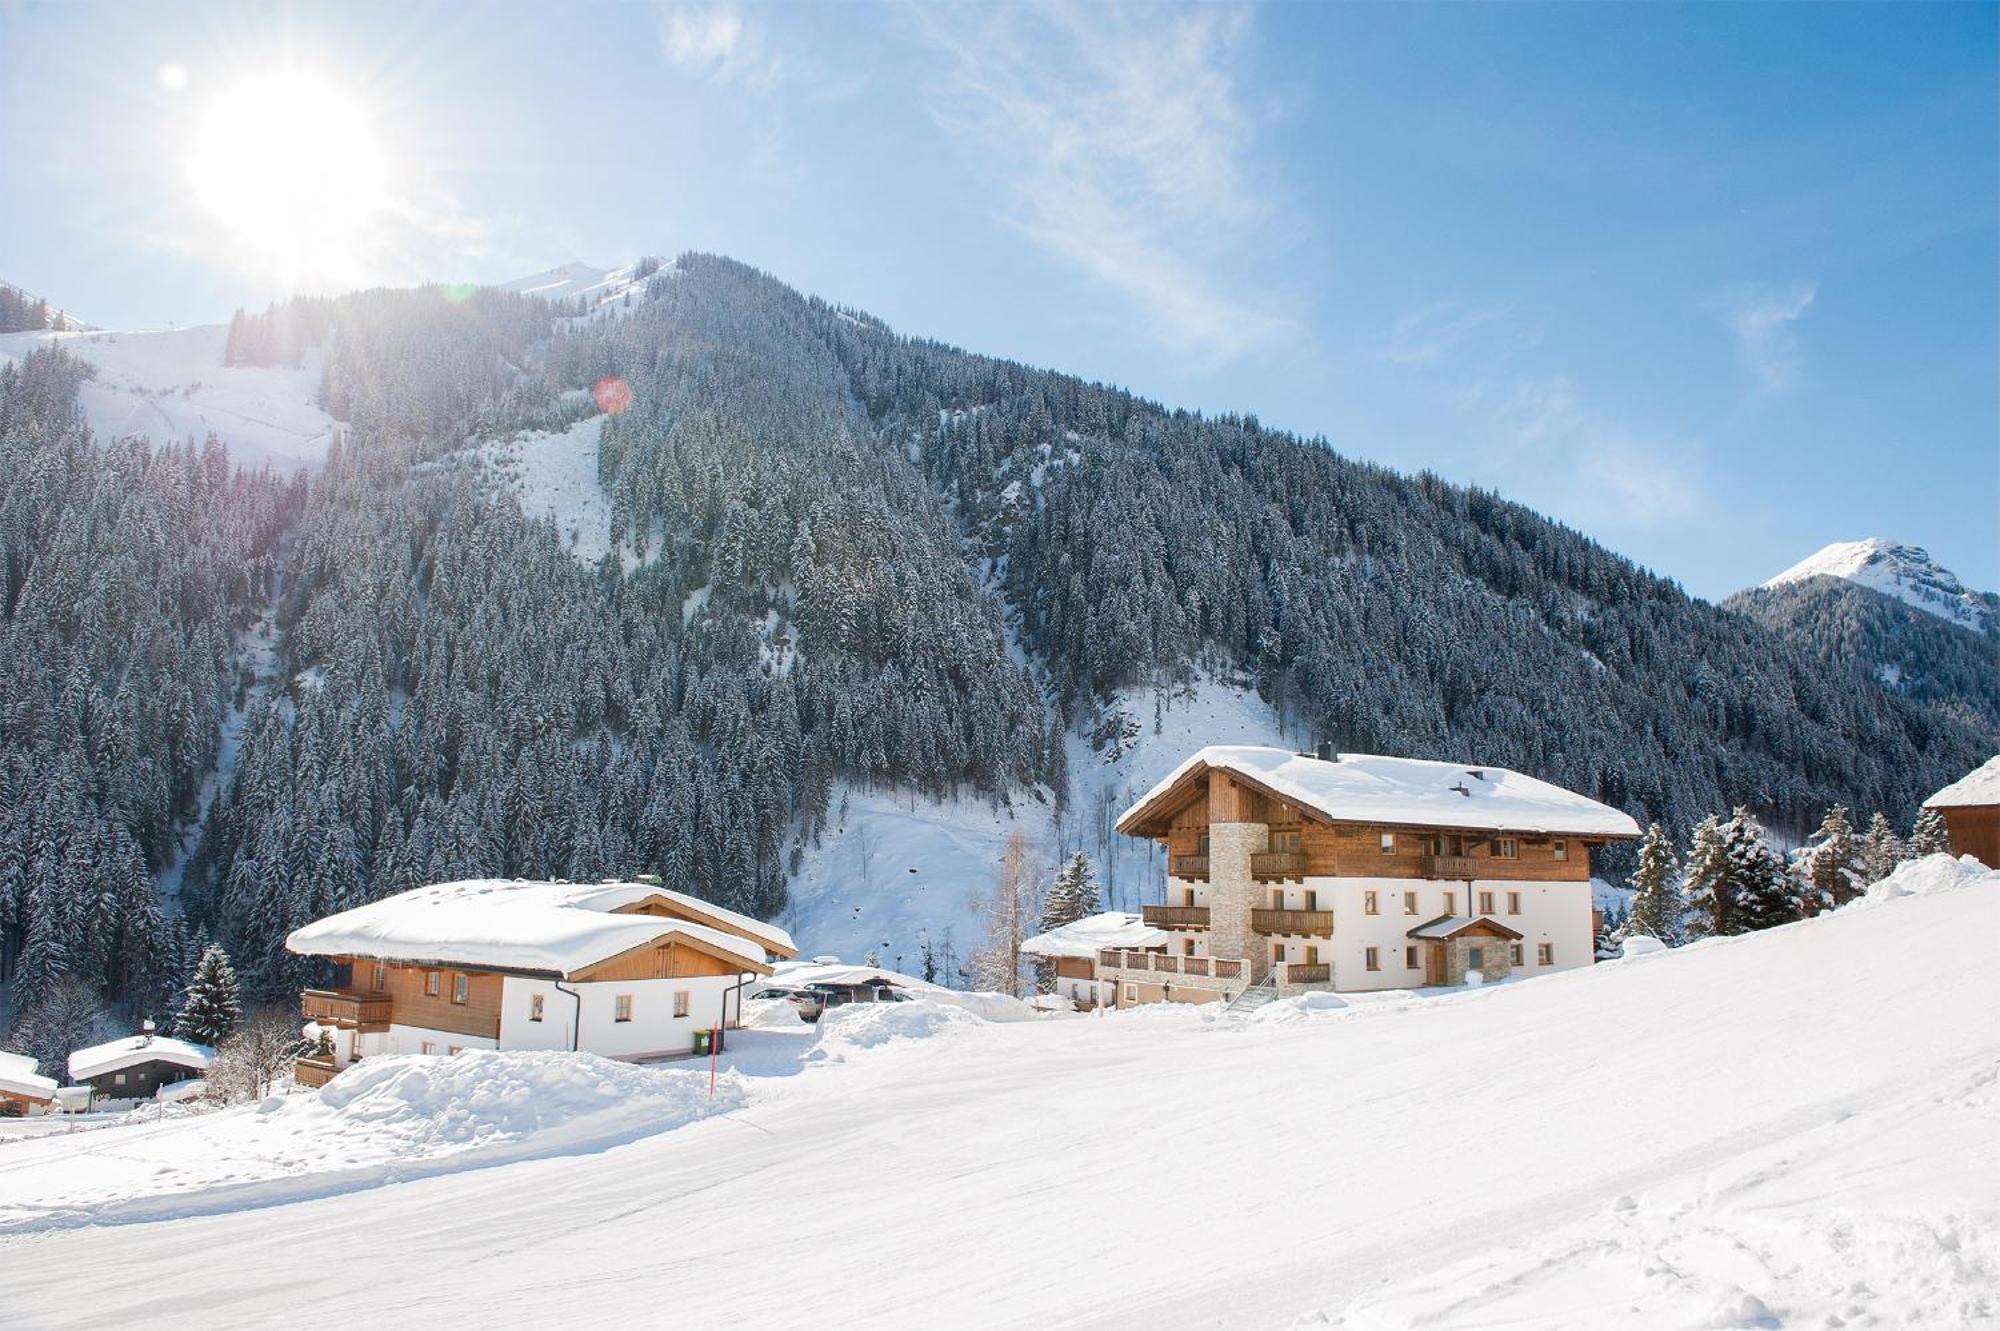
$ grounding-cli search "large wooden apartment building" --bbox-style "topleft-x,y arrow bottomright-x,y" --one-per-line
1105,745 -> 1639,1006
285,879 -> 797,1087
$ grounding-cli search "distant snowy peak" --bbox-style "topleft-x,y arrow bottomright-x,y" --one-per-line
1765,538 -> 1996,635
499,259 -> 666,319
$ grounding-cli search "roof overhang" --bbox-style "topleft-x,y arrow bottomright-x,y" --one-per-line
1406,915 -> 1525,942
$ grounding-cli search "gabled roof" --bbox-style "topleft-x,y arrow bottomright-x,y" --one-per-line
1924,754 -> 2000,810
1022,912 -> 1170,960
1406,915 -> 1525,942
285,879 -> 792,978
68,1035 -> 214,1082
0,1051 -> 58,1101
1118,746 -> 1642,840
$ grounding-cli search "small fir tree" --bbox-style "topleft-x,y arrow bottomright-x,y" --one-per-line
1625,823 -> 1685,945
1796,804 -> 1865,914
1682,815 -> 1732,938
1039,851 -> 1100,935
175,944 -> 242,1048
1858,812 -> 1905,884
1724,807 -> 1795,932
1908,807 -> 1951,858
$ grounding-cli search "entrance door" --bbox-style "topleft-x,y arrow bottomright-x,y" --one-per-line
1305,945 -> 1320,966
1424,944 -> 1447,986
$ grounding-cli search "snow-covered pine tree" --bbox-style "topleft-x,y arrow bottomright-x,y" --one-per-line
1859,811 -> 1905,884
1039,851 -> 1100,935
175,944 -> 242,1047
1682,815 -> 1731,938
1724,807 -> 1796,932
1796,804 -> 1865,914
1625,822 -> 1684,944
1908,806 -> 1951,858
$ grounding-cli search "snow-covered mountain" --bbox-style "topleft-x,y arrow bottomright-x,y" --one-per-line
1763,537 -> 1997,635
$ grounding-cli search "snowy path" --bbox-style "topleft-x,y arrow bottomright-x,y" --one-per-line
0,880 -> 1993,1328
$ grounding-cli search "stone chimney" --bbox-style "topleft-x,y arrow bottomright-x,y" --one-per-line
139,1018 -> 156,1045
1203,768 -> 1270,983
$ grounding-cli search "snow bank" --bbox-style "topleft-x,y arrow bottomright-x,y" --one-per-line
1250,991 -> 1349,1024
915,988 -> 1039,1023
1852,852 -> 1998,908
741,997 -> 809,1030
1619,934 -> 1669,958
0,1051 -> 740,1234
807,999 -> 986,1062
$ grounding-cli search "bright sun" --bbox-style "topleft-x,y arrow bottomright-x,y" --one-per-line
186,69 -> 392,285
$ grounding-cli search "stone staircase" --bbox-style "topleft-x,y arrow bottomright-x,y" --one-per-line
1223,975 -> 1281,1015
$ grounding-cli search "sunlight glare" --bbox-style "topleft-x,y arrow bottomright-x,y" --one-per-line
186,69 -> 392,286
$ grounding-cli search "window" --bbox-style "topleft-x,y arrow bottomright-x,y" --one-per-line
1405,945 -> 1418,969
1403,890 -> 1418,915
1183,938 -> 1196,956
1379,831 -> 1396,854
1364,891 -> 1379,915
1184,886 -> 1196,907
1270,830 -> 1300,854
1497,838 -> 1518,859
1509,943 -> 1523,965
1124,984 -> 1137,1002
1444,892 -> 1457,915
673,990 -> 690,1019
1553,840 -> 1569,862
115,1073 -> 126,1086
1507,891 -> 1521,915
451,973 -> 469,1005
372,962 -> 387,992
421,1041 -> 436,1055
1272,943 -> 1284,962
1537,943 -> 1554,965
529,993 -> 545,1022
1304,889 -> 1318,911
447,1045 -> 463,1055
614,994 -> 634,1022
1364,947 -> 1380,972
1198,833 -> 1210,854
1271,889 -> 1285,909
1478,891 -> 1495,915
1468,946 -> 1485,970
425,970 -> 440,996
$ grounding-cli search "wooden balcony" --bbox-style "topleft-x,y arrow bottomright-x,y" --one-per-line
1213,959 -> 1245,979
1151,955 -> 1181,975
1169,854 -> 1209,881
293,1056 -> 339,1089
1142,904 -> 1211,929
1252,909 -> 1334,937
1424,855 -> 1486,880
301,989 -> 392,1031
1281,962 -> 1331,985
1250,851 -> 1306,880
1182,956 -> 1211,976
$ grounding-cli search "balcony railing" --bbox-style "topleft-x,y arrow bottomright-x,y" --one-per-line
1152,955 -> 1181,975
1142,904 -> 1211,929
1280,962 -> 1331,985
1252,909 -> 1335,937
301,989 -> 392,1030
1424,855 -> 1485,880
1250,850 -> 1306,880
1183,956 -> 1210,976
293,1056 -> 339,1089
1169,854 -> 1210,881
1096,950 -> 1243,986
1213,959 -> 1245,979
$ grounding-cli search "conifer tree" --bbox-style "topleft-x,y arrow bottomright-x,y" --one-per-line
1859,812 -> 1905,884
1625,823 -> 1684,944
1724,807 -> 1795,932
175,945 -> 242,1047
1908,807 -> 1951,858
1796,804 -> 1864,914
1039,850 -> 1100,936
1682,815 -> 1731,938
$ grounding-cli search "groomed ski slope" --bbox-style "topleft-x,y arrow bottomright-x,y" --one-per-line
0,869 -> 1993,1329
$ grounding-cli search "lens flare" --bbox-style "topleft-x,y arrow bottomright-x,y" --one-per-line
593,376 -> 634,415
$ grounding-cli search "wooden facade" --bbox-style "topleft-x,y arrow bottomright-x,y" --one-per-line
1940,804 -> 2000,871
573,939 -> 749,983
331,959 -> 507,1040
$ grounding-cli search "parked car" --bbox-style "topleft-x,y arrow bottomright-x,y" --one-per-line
748,986 -> 825,1022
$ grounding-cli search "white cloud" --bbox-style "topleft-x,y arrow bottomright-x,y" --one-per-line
1720,280 -> 1817,393
658,3 -> 783,92
908,2 -> 1294,366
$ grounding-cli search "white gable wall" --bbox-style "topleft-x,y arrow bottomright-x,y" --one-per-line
499,974 -> 742,1059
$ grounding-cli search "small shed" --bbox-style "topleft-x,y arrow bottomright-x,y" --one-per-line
1407,915 -> 1524,987
67,1027 -> 215,1102
1923,755 -> 2000,869
1023,912 -> 1170,1009
0,1051 -> 58,1116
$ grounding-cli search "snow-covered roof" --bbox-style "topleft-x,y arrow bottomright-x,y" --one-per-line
1924,755 -> 2000,810
0,1050 -> 58,1101
1119,746 -> 1642,838
1406,915 -> 1524,941
764,960 -> 927,992
68,1035 -> 214,1082
285,879 -> 789,977
1022,912 -> 1170,960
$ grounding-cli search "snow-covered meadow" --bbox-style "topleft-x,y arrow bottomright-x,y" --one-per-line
0,857 -> 1993,1328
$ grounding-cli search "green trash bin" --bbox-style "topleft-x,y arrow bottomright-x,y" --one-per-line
692,1029 -> 712,1056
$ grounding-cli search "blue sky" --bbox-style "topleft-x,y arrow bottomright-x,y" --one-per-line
3,1 -> 1994,600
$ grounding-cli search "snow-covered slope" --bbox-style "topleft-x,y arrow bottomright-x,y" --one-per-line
780,678 -> 1295,967
500,260 -> 657,319
1,859 -> 1991,1328
0,324 -> 336,472
1765,537 -> 1997,634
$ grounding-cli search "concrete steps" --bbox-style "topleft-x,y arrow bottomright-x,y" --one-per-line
1223,976 -> 1280,1014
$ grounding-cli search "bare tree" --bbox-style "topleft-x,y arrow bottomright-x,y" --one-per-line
970,828 -> 1041,998
8,976 -> 108,1080
210,1006 -> 310,1101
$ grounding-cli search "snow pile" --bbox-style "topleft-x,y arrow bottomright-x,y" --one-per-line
1851,852 -> 1999,907
1250,991 -> 1349,1024
916,988 -> 1039,1023
1619,934 -> 1669,958
807,999 -> 985,1062
0,1051 -> 739,1233
740,997 -> 809,1030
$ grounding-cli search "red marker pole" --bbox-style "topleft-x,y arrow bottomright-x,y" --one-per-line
708,1025 -> 718,1097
